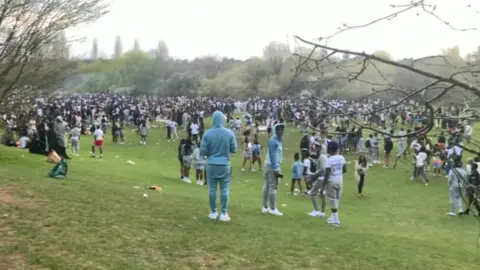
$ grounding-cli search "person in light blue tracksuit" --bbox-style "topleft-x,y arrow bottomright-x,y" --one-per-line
200,111 -> 237,222
262,123 -> 285,216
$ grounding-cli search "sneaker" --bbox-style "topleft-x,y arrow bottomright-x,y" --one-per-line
269,208 -> 283,216
208,212 -> 218,220
241,168 -> 245,172
250,168 -> 256,172
182,178 -> 192,184
327,216 -> 340,226
261,207 -> 269,214
308,211 -> 325,217
219,213 -> 231,222
447,212 -> 456,216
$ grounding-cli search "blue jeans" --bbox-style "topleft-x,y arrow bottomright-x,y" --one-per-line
206,164 -> 231,214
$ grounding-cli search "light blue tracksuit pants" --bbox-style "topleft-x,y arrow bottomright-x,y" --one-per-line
207,164 -> 231,214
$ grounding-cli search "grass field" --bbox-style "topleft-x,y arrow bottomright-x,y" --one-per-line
1,123 -> 479,270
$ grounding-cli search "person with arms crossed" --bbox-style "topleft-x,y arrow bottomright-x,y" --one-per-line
200,111 -> 237,222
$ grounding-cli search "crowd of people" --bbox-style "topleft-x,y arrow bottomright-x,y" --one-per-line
1,93 -> 479,223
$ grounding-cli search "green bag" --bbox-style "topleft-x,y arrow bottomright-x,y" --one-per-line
48,159 -> 68,179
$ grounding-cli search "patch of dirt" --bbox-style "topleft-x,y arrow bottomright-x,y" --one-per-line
188,251 -> 226,269
0,253 -> 27,270
0,189 -> 15,203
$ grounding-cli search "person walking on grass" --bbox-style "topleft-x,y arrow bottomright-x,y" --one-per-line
355,154 -> 369,196
200,111 -> 237,222
447,160 -> 466,216
70,124 -> 81,156
261,123 -> 285,216
91,125 -> 104,159
181,138 -> 194,183
137,120 -> 149,145
290,153 -> 304,195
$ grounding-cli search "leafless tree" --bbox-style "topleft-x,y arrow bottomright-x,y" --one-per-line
288,0 -> 480,138
0,0 -> 109,104
287,0 -> 480,245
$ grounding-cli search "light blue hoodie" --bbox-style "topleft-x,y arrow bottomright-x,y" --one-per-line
200,111 -> 237,165
265,123 -> 284,172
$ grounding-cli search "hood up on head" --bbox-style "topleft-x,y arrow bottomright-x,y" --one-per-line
273,123 -> 285,138
212,111 -> 226,128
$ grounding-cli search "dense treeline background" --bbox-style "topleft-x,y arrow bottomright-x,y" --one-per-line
22,35 -> 480,103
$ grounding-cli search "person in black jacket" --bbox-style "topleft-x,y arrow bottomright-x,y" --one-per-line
300,134 -> 309,161
384,136 -> 393,167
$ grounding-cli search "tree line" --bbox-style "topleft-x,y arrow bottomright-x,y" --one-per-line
68,37 -> 480,103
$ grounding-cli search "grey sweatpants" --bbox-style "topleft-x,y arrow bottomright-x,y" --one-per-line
326,181 -> 342,209
309,178 -> 326,212
449,186 -> 463,213
263,166 -> 278,210
71,138 -> 79,154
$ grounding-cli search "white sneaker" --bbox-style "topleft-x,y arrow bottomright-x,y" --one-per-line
269,208 -> 283,216
241,168 -> 245,171
182,178 -> 192,184
327,216 -> 340,226
261,207 -> 269,213
250,168 -> 256,172
208,212 -> 218,220
447,212 -> 456,216
308,210 -> 324,217
219,213 -> 231,222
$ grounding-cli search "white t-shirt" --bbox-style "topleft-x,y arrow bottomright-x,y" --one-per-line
465,125 -> 472,136
235,119 -> 242,128
303,158 -> 313,175
94,129 -> 104,140
325,154 -> 346,183
415,152 -> 427,167
190,123 -> 199,134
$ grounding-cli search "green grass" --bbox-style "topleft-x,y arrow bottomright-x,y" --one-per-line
0,124 -> 479,270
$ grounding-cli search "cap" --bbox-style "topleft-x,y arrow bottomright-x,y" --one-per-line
327,141 -> 339,151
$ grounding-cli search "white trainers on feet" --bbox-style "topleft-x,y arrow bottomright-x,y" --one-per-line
447,212 -> 456,216
182,178 -> 192,184
219,213 -> 231,222
261,207 -> 269,213
208,212 -> 219,220
269,208 -> 283,216
308,210 -> 320,217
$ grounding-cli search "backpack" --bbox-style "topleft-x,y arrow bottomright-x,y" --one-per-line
365,139 -> 371,148
48,159 -> 68,179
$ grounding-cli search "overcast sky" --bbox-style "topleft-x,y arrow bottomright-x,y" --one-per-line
68,0 -> 480,60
